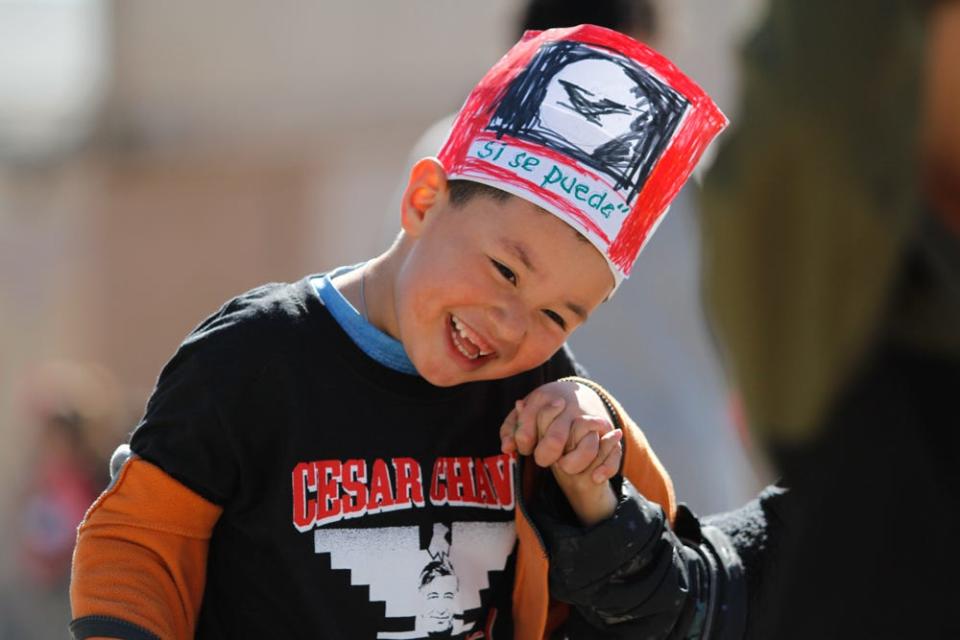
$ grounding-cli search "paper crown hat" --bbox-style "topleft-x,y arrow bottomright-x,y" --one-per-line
437,24 -> 728,289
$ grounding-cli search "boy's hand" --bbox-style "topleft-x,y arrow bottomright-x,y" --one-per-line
500,381 -> 623,526
500,380 -> 621,479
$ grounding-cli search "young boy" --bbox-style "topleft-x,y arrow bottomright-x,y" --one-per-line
70,25 -> 728,639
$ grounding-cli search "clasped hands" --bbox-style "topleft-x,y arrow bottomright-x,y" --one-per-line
499,380 -> 622,526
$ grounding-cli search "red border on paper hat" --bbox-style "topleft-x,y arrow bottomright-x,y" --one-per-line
438,24 -> 727,286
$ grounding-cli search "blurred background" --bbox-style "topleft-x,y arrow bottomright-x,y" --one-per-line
12,0 -> 957,637
0,1 -> 763,634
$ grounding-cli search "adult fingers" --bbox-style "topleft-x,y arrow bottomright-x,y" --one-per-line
555,416 -> 611,475
568,414 -> 612,446
514,385 -> 567,454
499,405 -> 519,454
513,399 -> 541,455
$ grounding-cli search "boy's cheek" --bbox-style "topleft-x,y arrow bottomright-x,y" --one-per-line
516,334 -> 567,367
494,348 -> 558,380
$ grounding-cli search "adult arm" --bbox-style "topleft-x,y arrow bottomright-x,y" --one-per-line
537,478 -> 747,640
532,380 -> 747,639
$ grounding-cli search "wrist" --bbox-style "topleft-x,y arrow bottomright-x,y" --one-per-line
553,471 -> 618,527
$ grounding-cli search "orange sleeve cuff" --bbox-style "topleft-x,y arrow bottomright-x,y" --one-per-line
70,457 -> 223,639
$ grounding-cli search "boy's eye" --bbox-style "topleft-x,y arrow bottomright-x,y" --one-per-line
543,309 -> 567,330
491,259 -> 517,285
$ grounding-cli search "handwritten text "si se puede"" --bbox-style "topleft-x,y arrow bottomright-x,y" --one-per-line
474,140 -> 630,219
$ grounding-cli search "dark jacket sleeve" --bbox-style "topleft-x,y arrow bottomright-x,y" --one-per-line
535,477 -> 747,639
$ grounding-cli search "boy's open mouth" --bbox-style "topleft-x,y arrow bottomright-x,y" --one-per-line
449,314 -> 495,361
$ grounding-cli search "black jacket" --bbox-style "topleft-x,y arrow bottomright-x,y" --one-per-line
533,474 -> 746,639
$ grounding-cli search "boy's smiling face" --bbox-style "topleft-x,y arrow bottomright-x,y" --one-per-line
389,162 -> 614,387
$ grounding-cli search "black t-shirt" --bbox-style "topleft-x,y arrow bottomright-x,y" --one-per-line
130,276 -> 580,639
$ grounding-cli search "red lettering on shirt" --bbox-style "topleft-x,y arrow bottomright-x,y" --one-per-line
368,458 -> 396,512
292,462 -> 317,532
473,457 -> 499,507
483,453 -> 515,509
314,460 -> 342,526
340,459 -> 368,518
429,455 -> 515,509
393,457 -> 425,508
430,458 -> 449,506
290,452 -> 515,531
447,457 -> 478,505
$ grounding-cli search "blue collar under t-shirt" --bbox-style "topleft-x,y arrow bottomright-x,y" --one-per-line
311,265 -> 419,376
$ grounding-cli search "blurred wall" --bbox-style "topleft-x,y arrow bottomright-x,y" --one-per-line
0,3 -> 517,625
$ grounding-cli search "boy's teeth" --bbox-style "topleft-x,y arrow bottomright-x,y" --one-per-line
451,315 -> 493,360
454,340 -> 477,359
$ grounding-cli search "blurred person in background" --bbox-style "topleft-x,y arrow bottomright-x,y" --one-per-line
1,361 -> 118,639
552,0 -> 960,637
18,410 -> 104,589
392,0 -> 759,518
699,0 -> 960,636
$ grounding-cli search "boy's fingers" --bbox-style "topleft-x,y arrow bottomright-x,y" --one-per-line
590,430 -> 624,484
536,398 -> 567,436
568,415 -> 611,445
499,406 -> 519,454
555,430 -> 600,474
532,399 -> 568,467
513,399 -> 538,455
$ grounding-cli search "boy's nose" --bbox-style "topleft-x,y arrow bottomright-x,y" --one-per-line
488,298 -> 527,345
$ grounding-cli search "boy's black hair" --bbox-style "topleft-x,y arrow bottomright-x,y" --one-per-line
446,179 -> 592,247
447,179 -> 512,208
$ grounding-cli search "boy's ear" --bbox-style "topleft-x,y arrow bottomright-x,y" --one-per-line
401,157 -> 448,237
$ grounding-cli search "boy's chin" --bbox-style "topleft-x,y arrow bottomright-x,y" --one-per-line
418,361 -> 533,388
420,369 -> 476,388
417,361 -> 493,387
